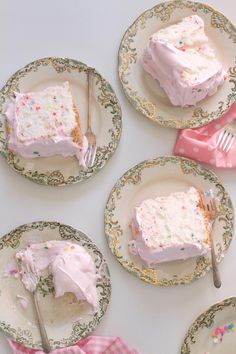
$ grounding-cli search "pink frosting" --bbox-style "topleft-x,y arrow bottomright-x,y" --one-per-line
16,241 -> 98,311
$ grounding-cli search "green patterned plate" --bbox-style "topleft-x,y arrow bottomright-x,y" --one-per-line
0,221 -> 111,349
0,57 -> 122,186
118,0 -> 236,129
182,297 -> 236,354
104,156 -> 233,286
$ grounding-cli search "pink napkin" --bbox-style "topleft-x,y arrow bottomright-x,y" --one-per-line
173,103 -> 236,168
8,336 -> 139,354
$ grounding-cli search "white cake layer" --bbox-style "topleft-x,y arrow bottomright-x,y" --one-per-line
128,187 -> 211,265
143,15 -> 227,107
5,82 -> 87,166
15,82 -> 76,141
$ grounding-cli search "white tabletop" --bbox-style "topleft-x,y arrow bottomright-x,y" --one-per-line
0,0 -> 236,353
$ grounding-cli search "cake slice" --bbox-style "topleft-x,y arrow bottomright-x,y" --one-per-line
143,15 -> 227,107
128,187 -> 211,266
16,240 -> 98,311
5,82 -> 88,166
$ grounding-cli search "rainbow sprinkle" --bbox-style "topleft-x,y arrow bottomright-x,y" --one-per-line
211,323 -> 235,343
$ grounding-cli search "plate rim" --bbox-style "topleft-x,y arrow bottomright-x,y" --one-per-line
104,155 -> 234,286
181,296 -> 236,354
0,220 -> 111,349
0,56 -> 122,186
118,0 -> 236,129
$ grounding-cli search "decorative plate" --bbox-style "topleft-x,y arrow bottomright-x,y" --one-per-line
118,0 -> 236,129
182,297 -> 236,354
104,156 -> 234,286
0,57 -> 122,186
0,221 -> 111,349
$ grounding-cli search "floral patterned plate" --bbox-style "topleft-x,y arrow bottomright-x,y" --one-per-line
0,57 -> 122,186
104,156 -> 233,286
0,221 -> 111,349
118,0 -> 236,129
182,297 -> 236,354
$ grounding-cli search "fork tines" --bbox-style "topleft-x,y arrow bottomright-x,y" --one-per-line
200,191 -> 218,218
216,129 -> 235,153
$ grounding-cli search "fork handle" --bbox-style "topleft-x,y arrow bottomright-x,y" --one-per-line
211,240 -> 221,288
87,67 -> 95,130
33,291 -> 51,353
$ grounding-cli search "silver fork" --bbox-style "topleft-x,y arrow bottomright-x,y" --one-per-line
84,68 -> 97,168
216,120 -> 236,153
16,256 -> 51,352
33,289 -> 51,353
200,192 -> 221,289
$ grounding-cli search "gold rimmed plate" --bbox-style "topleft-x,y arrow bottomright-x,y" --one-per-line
182,297 -> 236,353
118,0 -> 236,129
104,156 -> 234,286
0,221 -> 111,349
0,57 -> 122,186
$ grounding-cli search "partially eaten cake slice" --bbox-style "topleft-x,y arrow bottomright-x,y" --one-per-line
5,82 -> 88,166
16,240 -> 99,312
128,187 -> 211,266
143,15 -> 227,107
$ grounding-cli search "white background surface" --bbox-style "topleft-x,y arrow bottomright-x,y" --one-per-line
0,1 -> 236,353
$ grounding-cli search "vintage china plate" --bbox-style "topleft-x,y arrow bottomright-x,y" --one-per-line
118,0 -> 236,129
0,57 -> 122,186
104,156 -> 233,285
0,221 -> 111,349
181,297 -> 236,354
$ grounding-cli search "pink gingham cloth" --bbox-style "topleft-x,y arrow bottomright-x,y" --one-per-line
8,336 -> 139,354
173,103 -> 236,168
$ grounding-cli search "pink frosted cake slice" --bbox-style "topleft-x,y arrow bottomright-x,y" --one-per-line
128,187 -> 211,266
143,15 -> 227,107
5,82 -> 88,166
16,240 -> 98,311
